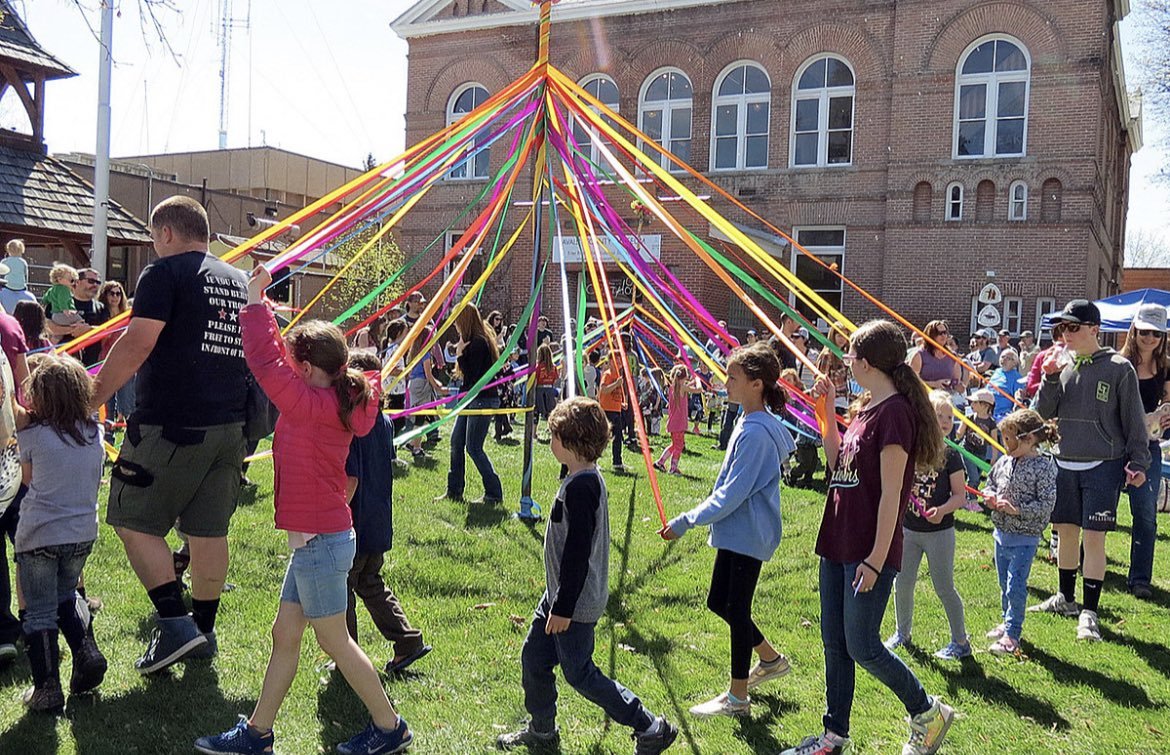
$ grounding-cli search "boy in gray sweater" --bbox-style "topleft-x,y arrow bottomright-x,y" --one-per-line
1033,299 -> 1150,642
498,397 -> 677,754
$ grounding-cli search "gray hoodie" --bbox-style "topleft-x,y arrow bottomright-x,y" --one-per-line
1035,348 -> 1151,469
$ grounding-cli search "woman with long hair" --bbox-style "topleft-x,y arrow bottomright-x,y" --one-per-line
1118,303 -> 1170,599
785,320 -> 954,755
13,300 -> 51,351
439,304 -> 504,504
908,320 -> 963,392
97,281 -> 135,423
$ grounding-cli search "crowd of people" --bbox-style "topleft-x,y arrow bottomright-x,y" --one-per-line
0,194 -> 1164,755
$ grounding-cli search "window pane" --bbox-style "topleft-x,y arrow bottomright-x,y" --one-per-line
715,104 -> 738,136
997,81 -> 1026,117
746,102 -> 769,134
957,122 -> 985,156
745,135 -> 768,168
1013,183 -> 1026,201
744,65 -> 770,94
958,84 -> 986,120
995,118 -> 1024,154
670,139 -> 691,164
670,106 -> 691,139
642,109 -> 662,140
795,98 -> 819,132
719,66 -> 746,97
962,42 -> 994,74
797,229 -> 845,247
595,78 -> 619,105
669,73 -> 692,99
714,137 -> 737,169
828,96 -> 852,129
827,131 -> 851,164
995,41 -> 1027,72
473,150 -> 489,178
646,74 -> 670,102
794,133 -> 818,165
826,58 -> 853,87
572,121 -> 589,149
798,59 -> 826,90
795,254 -> 844,290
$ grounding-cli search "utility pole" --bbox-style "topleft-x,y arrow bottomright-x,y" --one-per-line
91,0 -> 114,278
218,0 -> 251,149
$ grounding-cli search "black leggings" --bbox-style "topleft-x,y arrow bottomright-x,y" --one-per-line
707,549 -> 765,679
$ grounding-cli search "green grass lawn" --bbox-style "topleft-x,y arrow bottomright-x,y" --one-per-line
2,427 -> 1169,754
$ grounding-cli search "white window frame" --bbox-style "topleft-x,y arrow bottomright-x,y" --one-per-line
952,35 -> 1031,159
638,67 -> 693,173
790,54 -> 855,169
1035,297 -> 1057,336
447,83 -> 490,180
572,74 -> 620,167
945,182 -> 964,221
1003,297 -> 1023,334
1008,180 -> 1027,221
790,226 -> 846,329
710,60 -> 771,172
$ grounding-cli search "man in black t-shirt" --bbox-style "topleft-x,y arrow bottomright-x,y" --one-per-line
43,267 -> 108,366
92,196 -> 249,675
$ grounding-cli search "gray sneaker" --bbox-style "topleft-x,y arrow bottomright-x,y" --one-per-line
135,615 -> 208,675
1027,593 -> 1079,617
1076,610 -> 1102,642
496,723 -> 559,751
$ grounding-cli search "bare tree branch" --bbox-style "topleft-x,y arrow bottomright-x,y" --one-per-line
1133,1 -> 1170,180
1126,227 -> 1170,268
66,0 -> 183,64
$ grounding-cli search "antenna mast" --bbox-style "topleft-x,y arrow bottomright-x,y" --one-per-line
217,0 -> 250,149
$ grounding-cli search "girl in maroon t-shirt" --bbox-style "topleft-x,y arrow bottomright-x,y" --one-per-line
782,321 -> 955,755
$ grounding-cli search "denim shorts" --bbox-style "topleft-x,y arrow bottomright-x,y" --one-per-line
279,530 -> 356,619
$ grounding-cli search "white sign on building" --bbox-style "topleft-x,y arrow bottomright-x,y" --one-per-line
553,233 -> 662,264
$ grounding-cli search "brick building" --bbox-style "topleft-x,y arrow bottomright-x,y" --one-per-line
391,0 -> 1141,341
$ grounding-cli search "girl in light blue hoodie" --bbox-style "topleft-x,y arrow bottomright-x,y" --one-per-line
660,342 -> 796,719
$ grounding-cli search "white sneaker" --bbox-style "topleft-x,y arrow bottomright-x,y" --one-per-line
1028,592 -> 1079,616
746,654 -> 791,690
688,691 -> 750,718
1076,609 -> 1102,642
985,624 -> 1006,640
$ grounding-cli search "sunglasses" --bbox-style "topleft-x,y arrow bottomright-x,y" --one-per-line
1137,330 -> 1165,339
1063,323 -> 1083,333
80,277 -> 102,284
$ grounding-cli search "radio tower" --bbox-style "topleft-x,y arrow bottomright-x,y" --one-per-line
217,0 -> 250,149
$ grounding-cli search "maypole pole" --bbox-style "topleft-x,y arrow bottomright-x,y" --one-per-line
516,0 -> 555,521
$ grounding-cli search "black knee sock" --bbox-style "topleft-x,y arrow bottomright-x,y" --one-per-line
148,581 -> 187,620
1058,568 -> 1077,602
1082,579 -> 1103,613
191,598 -> 220,634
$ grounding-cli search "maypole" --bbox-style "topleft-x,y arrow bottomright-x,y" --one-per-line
516,0 -> 555,521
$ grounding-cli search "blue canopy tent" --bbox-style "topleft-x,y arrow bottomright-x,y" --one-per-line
1042,288 -> 1170,333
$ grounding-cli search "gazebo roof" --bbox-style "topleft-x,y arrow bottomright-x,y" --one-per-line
0,1 -> 76,80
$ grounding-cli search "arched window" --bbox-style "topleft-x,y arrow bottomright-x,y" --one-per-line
791,55 -> 854,167
954,36 -> 1030,158
711,62 -> 770,171
976,179 -> 995,222
1041,178 -> 1062,222
571,75 -> 620,167
1009,181 -> 1027,220
639,68 -> 692,172
448,84 -> 490,179
913,182 -> 932,224
945,182 -> 964,221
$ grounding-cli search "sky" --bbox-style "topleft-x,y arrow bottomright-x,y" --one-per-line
9,0 -> 1170,252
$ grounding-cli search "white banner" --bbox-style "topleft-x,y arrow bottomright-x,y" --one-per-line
553,233 -> 662,264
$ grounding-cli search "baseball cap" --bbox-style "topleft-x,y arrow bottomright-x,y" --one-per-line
969,388 -> 995,405
998,329 -> 1010,336
1133,304 -> 1168,333
1052,299 -> 1101,326
977,328 -> 995,340
795,327 -> 809,339
1020,330 -> 1034,339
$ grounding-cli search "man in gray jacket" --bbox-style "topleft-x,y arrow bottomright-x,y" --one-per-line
1032,300 -> 1150,642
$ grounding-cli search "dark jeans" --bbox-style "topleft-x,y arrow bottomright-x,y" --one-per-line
707,549 -> 765,679
1127,441 -> 1161,588
521,604 -> 654,733
448,397 -> 504,500
0,487 -> 25,645
718,403 -> 741,449
16,540 -> 94,634
605,410 -> 625,465
819,558 -> 930,738
387,393 -> 406,457
345,552 -> 424,656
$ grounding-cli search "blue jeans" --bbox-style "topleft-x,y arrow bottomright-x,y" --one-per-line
718,403 -> 741,450
279,530 -> 356,619
819,558 -> 930,738
15,540 -> 94,634
962,455 -> 985,494
105,378 -> 137,421
521,603 -> 654,733
447,397 -> 503,500
1126,441 -> 1161,587
994,535 -> 1038,640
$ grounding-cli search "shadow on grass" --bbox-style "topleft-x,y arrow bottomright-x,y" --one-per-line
735,692 -> 798,751
1098,625 -> 1170,680
954,517 -> 994,535
465,502 -> 510,529
235,484 -> 261,508
316,667 -> 374,752
1027,645 -> 1162,709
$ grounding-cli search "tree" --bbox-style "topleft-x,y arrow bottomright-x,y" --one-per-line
66,0 -> 182,60
1133,1 -> 1170,178
1126,227 -> 1170,268
320,228 -> 406,327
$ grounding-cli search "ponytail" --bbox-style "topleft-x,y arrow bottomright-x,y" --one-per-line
891,361 -> 945,472
334,367 -> 373,432
763,380 -> 788,414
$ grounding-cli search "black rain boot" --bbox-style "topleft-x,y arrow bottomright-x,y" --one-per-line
58,595 -> 106,694
23,629 -> 64,713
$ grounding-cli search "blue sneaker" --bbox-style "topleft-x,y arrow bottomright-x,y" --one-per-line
934,641 -> 973,661
337,717 -> 412,754
136,615 -> 207,675
195,716 -> 274,754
